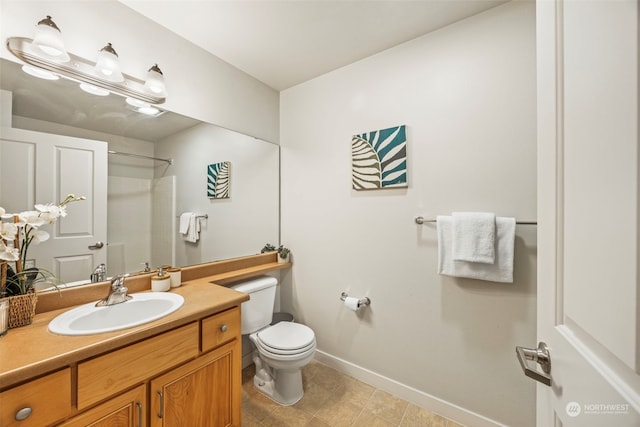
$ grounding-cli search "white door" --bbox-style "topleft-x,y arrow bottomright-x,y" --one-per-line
527,1 -> 640,426
0,127 -> 107,284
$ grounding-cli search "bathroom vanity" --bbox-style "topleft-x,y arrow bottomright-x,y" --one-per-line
0,253 -> 289,427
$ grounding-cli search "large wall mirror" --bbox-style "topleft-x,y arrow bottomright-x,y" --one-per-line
0,58 -> 280,289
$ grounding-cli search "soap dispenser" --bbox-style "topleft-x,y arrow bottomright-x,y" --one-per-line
151,266 -> 171,292
167,267 -> 182,288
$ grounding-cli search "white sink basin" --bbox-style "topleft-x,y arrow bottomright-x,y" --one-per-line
48,292 -> 184,336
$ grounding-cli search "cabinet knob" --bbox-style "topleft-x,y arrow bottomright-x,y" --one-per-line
220,324 -> 228,332
15,407 -> 32,421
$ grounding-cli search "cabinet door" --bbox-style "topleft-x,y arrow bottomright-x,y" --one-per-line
59,384 -> 146,427
150,340 -> 240,427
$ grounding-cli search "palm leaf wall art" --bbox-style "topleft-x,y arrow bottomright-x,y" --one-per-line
207,161 -> 231,198
352,125 -> 407,190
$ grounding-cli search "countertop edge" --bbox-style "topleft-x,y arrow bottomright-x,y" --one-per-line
0,279 -> 249,389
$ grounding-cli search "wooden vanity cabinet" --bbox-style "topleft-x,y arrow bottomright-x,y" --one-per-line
150,308 -> 242,426
2,306 -> 242,427
77,323 -> 200,411
0,368 -> 71,427
58,384 -> 146,427
150,340 -> 239,427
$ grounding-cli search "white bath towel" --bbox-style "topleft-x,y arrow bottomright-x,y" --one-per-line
452,212 -> 496,264
180,212 -> 201,243
437,215 -> 516,283
179,212 -> 193,234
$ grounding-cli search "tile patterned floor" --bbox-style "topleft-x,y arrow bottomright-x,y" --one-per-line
241,360 -> 465,427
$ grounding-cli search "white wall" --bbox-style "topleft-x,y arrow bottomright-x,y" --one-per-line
155,123 -> 279,267
0,0 -> 279,143
280,2 -> 536,426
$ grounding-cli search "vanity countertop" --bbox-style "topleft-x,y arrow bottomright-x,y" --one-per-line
0,253 -> 289,389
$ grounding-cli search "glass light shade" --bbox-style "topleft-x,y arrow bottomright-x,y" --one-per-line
144,64 -> 166,96
79,82 -> 110,96
22,64 -> 59,80
95,43 -> 124,82
31,16 -> 70,62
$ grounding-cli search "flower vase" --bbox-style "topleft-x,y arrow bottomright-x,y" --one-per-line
5,292 -> 38,329
277,253 -> 290,264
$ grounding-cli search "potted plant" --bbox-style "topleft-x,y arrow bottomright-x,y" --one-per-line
0,194 -> 85,328
277,245 -> 291,264
261,243 -> 277,253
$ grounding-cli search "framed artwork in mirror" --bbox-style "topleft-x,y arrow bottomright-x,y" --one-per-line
207,161 -> 231,199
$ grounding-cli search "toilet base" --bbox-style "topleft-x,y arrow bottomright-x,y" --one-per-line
253,354 -> 304,405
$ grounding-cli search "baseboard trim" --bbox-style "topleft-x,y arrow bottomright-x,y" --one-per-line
313,350 -> 508,427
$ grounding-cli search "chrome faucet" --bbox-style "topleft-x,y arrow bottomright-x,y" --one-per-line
90,263 -> 107,283
96,273 -> 132,307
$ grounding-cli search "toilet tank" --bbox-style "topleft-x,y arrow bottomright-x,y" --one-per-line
230,276 -> 277,334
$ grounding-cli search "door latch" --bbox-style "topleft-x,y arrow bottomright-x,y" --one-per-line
516,342 -> 551,386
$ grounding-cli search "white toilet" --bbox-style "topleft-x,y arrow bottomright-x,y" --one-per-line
231,276 -> 316,405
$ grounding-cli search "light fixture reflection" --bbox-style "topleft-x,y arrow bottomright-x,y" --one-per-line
125,97 -> 162,116
136,105 -> 161,116
79,82 -> 110,96
125,97 -> 148,108
22,64 -> 59,80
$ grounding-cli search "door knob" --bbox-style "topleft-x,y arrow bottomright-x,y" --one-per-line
516,342 -> 551,386
88,241 -> 104,249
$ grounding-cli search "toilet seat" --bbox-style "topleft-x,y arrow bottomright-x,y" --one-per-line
256,322 -> 315,355
256,340 -> 316,361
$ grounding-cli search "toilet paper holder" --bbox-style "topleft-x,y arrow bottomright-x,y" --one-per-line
340,292 -> 371,308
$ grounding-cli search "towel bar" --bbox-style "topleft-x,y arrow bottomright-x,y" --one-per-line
414,216 -> 536,225
176,214 -> 208,219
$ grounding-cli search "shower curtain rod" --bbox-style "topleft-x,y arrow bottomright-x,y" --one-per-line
108,150 -> 173,165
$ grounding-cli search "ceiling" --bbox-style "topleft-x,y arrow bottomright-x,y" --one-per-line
120,0 -> 507,91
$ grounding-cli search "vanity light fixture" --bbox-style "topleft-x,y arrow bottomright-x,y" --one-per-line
94,43 -> 124,82
6,15 -> 167,105
143,64 -> 167,97
31,15 -> 70,62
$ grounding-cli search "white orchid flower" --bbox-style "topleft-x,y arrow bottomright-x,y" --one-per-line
0,241 -> 20,261
18,210 -> 46,228
35,203 -> 66,221
0,197 -> 85,291
29,229 -> 50,244
0,222 -> 18,241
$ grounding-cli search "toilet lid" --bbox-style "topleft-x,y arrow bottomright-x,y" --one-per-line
257,322 -> 315,351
